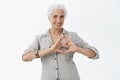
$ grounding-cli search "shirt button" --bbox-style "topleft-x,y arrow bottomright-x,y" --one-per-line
56,68 -> 58,70
56,78 -> 59,80
54,57 -> 57,60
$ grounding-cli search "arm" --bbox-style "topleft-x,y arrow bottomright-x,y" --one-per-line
63,34 -> 99,59
37,35 -> 64,57
22,51 -> 37,61
22,48 -> 53,61
62,37 -> 96,58
22,34 -> 64,61
76,47 -> 96,58
22,35 -> 40,62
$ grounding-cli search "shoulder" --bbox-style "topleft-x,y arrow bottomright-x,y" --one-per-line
65,29 -> 82,41
35,31 -> 48,40
65,29 -> 78,37
36,34 -> 47,40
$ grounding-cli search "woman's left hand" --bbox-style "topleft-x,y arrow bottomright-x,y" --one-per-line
62,35 -> 78,54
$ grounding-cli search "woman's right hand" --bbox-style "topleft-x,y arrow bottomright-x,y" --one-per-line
50,35 -> 65,53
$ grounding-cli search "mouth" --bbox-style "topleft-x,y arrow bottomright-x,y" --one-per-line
55,23 -> 63,26
56,24 -> 61,26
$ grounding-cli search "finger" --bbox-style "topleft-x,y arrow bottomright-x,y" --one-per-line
62,43 -> 68,47
56,49 -> 64,53
64,35 -> 71,43
54,37 -> 64,47
61,43 -> 64,47
56,35 -> 64,44
64,35 -> 70,39
63,50 -> 71,54
54,35 -> 66,50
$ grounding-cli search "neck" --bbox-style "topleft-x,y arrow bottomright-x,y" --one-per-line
50,28 -> 63,35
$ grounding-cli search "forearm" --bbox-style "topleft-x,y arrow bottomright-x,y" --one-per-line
76,47 -> 96,58
22,47 -> 54,61
38,48 -> 53,57
22,51 -> 36,61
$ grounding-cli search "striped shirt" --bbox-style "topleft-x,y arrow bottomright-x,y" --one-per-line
23,28 -> 99,80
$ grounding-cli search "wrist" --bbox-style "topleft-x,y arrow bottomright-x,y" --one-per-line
49,47 -> 54,53
76,47 -> 82,53
35,50 -> 40,58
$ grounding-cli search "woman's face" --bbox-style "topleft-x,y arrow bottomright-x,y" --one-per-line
48,9 -> 65,30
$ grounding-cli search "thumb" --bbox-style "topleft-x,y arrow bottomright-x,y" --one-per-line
63,50 -> 71,54
56,49 -> 64,53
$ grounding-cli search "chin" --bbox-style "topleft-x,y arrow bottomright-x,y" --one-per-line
55,26 -> 62,29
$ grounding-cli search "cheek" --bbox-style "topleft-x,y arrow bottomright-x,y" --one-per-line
48,17 -> 54,23
61,20 -> 64,23
62,19 -> 64,22
49,19 -> 55,24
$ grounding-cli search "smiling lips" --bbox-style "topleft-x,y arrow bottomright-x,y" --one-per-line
56,23 -> 61,26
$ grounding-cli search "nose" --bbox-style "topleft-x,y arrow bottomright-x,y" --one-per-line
56,17 -> 61,23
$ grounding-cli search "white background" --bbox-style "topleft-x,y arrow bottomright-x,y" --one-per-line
0,0 -> 120,80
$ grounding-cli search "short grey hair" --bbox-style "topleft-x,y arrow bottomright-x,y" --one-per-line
47,4 -> 67,18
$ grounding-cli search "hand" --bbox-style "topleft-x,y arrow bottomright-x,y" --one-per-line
50,35 -> 64,53
62,35 -> 78,54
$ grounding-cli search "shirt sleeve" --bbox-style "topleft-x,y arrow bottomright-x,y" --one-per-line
22,35 -> 40,56
73,33 -> 99,59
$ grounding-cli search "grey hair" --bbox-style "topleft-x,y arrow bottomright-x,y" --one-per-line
47,4 -> 67,18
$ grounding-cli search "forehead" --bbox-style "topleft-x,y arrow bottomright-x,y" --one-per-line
51,9 -> 65,16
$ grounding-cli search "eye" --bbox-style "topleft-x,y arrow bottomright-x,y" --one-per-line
53,15 -> 57,18
60,15 -> 64,18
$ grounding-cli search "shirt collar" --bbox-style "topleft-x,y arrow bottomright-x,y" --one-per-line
43,28 -> 68,44
44,28 -> 67,37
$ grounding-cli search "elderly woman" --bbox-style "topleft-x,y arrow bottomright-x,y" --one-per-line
22,4 -> 99,80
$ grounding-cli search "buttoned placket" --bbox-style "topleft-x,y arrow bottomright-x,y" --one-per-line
48,35 -> 60,80
47,29 -> 66,80
55,52 -> 60,80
